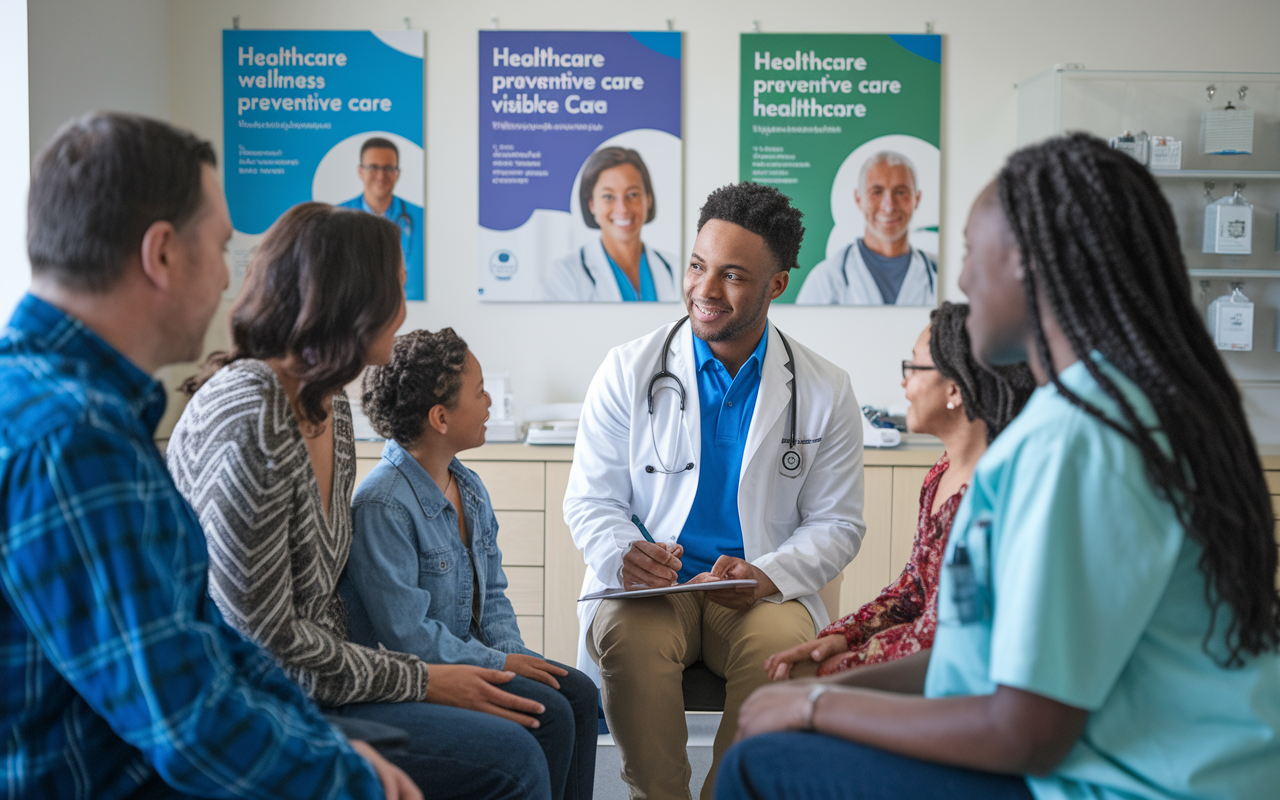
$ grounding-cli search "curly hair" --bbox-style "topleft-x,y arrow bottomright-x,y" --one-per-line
362,328 -> 470,447
928,302 -> 1035,443
696,182 -> 805,272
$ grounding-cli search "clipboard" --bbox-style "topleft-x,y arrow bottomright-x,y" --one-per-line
579,579 -> 758,601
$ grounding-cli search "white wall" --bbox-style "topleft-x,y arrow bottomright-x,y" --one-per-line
0,0 -> 29,322
11,0 -> 171,322
163,0 -> 1280,431
28,0 -> 171,152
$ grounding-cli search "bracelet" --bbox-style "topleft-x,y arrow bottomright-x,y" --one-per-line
803,684 -> 833,730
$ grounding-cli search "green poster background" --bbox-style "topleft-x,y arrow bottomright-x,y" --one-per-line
739,33 -> 941,303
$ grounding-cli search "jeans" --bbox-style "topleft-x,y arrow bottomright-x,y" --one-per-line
326,700 -> 551,800
501,662 -> 599,800
716,732 -> 1035,800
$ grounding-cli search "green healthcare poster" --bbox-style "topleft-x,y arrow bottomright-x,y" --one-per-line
740,33 -> 941,305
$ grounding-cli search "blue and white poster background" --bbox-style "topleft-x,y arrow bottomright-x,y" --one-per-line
223,30 -> 425,300
478,31 -> 682,302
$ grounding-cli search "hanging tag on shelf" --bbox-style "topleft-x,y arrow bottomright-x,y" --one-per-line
1206,287 -> 1254,351
1148,136 -> 1181,169
1203,184 -> 1252,255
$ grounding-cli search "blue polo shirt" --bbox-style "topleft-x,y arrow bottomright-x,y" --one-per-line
676,323 -> 769,582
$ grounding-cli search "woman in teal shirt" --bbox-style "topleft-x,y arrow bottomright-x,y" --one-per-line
718,134 -> 1280,800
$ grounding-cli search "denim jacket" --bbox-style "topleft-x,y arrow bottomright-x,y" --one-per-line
341,440 -> 535,670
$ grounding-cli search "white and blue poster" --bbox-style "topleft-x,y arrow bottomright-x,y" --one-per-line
478,31 -> 682,303
223,30 -> 425,300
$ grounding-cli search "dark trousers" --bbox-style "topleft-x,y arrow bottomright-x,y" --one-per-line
716,731 -> 1034,800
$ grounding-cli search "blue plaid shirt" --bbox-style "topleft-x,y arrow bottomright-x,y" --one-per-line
0,295 -> 382,800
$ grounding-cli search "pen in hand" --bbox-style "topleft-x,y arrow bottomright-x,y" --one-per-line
629,515 -> 682,587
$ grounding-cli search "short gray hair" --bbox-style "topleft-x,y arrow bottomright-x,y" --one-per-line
857,151 -> 917,196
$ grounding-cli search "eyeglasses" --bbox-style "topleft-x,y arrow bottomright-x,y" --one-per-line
901,361 -> 937,380
360,164 -> 401,175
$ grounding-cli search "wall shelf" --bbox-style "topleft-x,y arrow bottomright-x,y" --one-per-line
1017,68 -> 1280,443
1152,170 -> 1280,180
1188,270 -> 1280,279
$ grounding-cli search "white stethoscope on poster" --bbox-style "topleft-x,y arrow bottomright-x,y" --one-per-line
645,316 -> 803,479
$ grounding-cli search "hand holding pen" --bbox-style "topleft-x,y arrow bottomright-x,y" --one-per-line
621,514 -> 684,588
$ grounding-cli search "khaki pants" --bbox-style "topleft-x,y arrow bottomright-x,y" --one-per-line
588,593 -> 817,800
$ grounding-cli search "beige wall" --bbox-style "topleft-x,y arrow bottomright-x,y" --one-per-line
28,0 -> 1280,434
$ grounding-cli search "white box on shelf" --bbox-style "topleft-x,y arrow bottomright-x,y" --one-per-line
1207,289 -> 1254,351
483,372 -> 511,420
1148,136 -> 1181,169
1203,199 -> 1252,255
1200,108 -> 1254,155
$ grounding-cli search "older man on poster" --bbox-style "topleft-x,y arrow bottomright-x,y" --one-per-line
795,150 -> 937,306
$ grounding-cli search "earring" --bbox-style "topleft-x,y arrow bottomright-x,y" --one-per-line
946,402 -> 955,410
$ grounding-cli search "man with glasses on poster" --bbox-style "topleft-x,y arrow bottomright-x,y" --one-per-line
341,137 -> 424,297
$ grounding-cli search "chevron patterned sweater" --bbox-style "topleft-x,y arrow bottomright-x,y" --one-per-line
167,359 -> 429,707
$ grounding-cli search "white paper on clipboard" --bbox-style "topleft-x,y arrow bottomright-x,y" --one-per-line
579,579 -> 758,602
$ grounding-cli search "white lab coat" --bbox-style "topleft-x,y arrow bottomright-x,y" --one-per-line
795,240 -> 938,306
543,237 -> 681,302
564,320 -> 867,682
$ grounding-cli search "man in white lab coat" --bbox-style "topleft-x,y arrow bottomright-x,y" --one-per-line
795,150 -> 938,306
564,182 -> 866,799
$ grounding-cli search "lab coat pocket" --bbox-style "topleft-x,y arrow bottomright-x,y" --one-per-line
769,441 -> 817,521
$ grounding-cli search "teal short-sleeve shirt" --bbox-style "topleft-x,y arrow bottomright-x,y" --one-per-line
926,354 -> 1280,800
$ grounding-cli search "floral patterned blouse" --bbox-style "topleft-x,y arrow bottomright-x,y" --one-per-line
817,454 -> 963,674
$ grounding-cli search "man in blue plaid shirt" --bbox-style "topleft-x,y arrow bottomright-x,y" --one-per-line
0,113 -> 418,799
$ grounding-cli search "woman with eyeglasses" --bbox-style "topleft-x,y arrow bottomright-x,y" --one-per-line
763,302 -> 1034,681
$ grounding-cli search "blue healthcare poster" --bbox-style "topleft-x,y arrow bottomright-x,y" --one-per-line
478,31 -> 682,303
223,30 -> 425,300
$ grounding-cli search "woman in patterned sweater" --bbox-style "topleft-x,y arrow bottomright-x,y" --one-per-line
764,302 -> 1034,680
167,203 -> 552,800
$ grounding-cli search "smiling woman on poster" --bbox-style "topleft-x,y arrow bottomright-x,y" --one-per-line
543,147 -> 680,302
796,150 -> 938,306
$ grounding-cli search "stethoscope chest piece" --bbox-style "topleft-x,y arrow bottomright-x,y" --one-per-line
779,448 -> 803,477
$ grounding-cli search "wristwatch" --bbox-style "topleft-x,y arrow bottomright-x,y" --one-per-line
803,684 -> 834,730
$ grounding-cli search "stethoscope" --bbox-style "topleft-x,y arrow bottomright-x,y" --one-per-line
839,244 -> 936,295
645,316 -> 804,479
393,199 -> 413,242
579,245 -> 674,290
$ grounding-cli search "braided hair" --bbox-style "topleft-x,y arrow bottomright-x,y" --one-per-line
997,133 -> 1279,665
928,302 -> 1035,443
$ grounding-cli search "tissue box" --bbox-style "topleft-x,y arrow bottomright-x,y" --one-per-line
1203,202 -> 1252,254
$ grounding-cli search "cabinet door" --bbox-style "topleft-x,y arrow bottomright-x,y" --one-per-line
890,467 -> 931,577
544,462 -> 585,665
466,462 -> 545,510
839,466 -> 895,615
